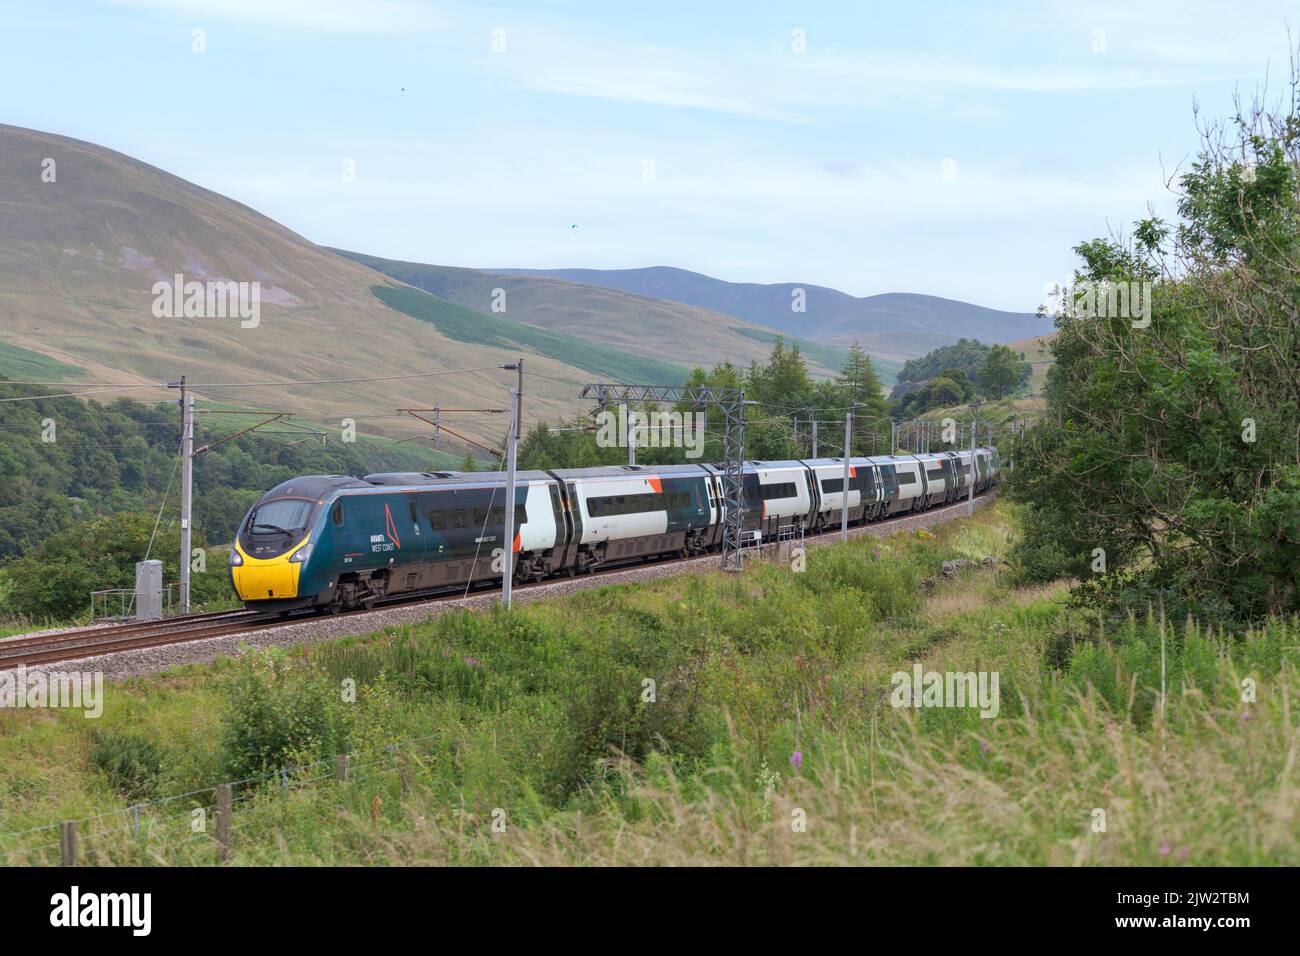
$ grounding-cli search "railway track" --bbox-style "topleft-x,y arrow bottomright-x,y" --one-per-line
0,610 -> 280,668
0,492 -> 994,670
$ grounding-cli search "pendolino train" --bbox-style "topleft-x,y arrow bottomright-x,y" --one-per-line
229,448 -> 1000,613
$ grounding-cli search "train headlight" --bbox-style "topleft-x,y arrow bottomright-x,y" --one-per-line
229,549 -> 243,567
289,543 -> 313,564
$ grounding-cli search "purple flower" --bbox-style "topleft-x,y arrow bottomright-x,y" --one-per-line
1159,840 -> 1171,857
979,740 -> 990,759
464,656 -> 480,667
790,750 -> 803,772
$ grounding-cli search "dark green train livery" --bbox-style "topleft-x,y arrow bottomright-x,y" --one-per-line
230,450 -> 999,613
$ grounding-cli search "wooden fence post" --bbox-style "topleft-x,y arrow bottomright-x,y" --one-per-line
59,821 -> 77,866
216,784 -> 232,863
335,755 -> 350,783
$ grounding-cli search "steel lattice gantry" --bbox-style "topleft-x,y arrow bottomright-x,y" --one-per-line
579,383 -> 747,571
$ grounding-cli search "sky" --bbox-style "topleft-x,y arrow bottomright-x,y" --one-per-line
2,0 -> 1296,312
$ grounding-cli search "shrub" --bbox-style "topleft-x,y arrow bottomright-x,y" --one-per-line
219,653 -> 354,780
89,731 -> 164,800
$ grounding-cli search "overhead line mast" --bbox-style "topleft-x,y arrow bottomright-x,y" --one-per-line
501,359 -> 523,608
577,382 -> 748,571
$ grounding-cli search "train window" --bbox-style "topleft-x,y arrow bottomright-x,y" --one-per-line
897,472 -> 916,485
428,511 -> 445,531
755,481 -> 797,500
451,509 -> 467,529
588,493 -> 666,516
409,502 -> 418,524
331,502 -> 344,526
473,507 -> 489,527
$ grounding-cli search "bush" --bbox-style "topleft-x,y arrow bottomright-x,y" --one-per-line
89,731 -> 165,800
219,653 -> 354,780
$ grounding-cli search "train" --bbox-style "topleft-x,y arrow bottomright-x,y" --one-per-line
229,448 -> 1000,613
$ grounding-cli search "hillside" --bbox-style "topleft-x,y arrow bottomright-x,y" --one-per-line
1007,331 -> 1056,395
492,266 -> 1052,361
0,125 -> 688,454
332,250 -> 898,384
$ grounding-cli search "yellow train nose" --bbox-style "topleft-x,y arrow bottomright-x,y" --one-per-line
231,540 -> 302,600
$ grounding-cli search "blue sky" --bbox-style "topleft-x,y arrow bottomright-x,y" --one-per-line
3,0 -> 1296,311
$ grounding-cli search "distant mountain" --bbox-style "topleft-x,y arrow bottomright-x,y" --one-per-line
332,251 -> 898,384
491,266 -> 1051,361
0,124 -> 690,452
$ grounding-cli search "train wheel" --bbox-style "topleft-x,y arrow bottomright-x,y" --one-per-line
362,598 -> 375,611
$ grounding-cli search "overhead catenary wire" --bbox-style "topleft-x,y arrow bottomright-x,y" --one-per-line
0,363 -> 511,405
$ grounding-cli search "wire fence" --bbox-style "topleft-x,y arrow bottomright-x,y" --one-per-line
0,733 -> 448,865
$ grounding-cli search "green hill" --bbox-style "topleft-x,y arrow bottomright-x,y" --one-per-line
334,250 -> 866,381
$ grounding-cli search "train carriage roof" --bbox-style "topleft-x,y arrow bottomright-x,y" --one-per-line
548,464 -> 713,479
358,470 -> 554,491
740,459 -> 812,470
798,457 -> 874,468
261,475 -> 372,500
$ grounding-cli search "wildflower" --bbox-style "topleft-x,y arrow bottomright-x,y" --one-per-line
1159,840 -> 1171,857
790,750 -> 803,772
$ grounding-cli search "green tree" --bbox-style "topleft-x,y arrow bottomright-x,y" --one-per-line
978,344 -> 1023,398
1009,85 -> 1300,621
0,511 -> 228,621
923,376 -> 965,408
838,343 -> 889,455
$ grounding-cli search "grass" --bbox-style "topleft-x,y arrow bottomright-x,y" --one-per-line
0,341 -> 86,381
371,284 -> 690,386
1,501 -> 1296,865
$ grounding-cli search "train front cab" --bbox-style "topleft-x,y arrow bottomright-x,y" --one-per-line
229,476 -> 368,611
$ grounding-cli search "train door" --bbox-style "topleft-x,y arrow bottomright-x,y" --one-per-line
394,494 -> 428,593
563,481 -> 584,566
548,483 -> 568,572
880,464 -> 900,514
709,474 -> 724,546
